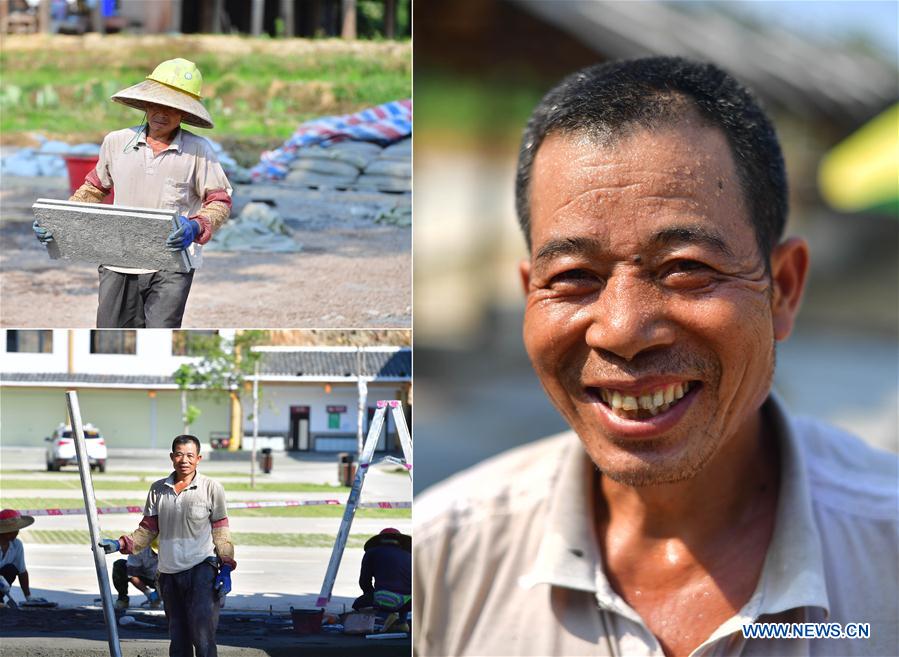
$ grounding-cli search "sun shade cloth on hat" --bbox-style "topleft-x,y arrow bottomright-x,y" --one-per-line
0,509 -> 35,533
363,527 -> 411,552
111,58 -> 213,129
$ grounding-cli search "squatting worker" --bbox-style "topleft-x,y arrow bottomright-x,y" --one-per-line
32,58 -> 232,329
413,57 -> 898,657
100,435 -> 236,657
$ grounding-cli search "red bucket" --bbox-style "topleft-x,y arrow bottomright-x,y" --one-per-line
290,608 -> 324,635
63,155 -> 114,204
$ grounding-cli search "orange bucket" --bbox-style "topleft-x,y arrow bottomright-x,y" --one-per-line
63,155 -> 114,204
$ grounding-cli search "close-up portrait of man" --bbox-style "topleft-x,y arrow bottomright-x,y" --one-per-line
413,55 -> 898,657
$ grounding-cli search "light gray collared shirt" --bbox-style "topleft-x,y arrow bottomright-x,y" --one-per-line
143,471 -> 228,574
413,396 -> 899,656
92,125 -> 232,274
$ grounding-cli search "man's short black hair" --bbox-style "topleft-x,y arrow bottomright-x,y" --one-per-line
515,56 -> 788,263
171,435 -> 201,454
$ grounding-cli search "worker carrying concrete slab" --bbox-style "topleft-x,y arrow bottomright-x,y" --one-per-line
32,58 -> 233,328
99,435 -> 236,657
0,508 -> 53,608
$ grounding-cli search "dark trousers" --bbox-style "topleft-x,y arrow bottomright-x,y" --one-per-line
0,564 -> 19,586
158,561 -> 219,657
97,265 -> 194,328
112,559 -> 156,599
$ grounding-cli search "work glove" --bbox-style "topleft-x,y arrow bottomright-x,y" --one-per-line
166,215 -> 201,251
32,220 -> 54,244
214,564 -> 232,599
99,538 -> 122,554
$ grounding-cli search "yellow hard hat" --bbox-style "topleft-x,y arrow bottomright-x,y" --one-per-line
146,58 -> 204,99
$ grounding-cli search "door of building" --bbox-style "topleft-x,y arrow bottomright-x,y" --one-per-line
289,406 -> 311,451
366,406 -> 392,451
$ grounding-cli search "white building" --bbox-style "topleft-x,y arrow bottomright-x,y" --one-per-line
0,330 -> 411,454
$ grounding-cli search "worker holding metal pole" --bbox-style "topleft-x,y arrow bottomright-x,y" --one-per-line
98,434 -> 236,657
66,390 -> 123,657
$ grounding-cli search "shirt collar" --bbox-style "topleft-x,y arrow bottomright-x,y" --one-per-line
136,125 -> 183,152
164,470 -> 201,489
521,394 -> 830,621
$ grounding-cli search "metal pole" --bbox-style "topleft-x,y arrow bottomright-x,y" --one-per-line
316,404 -> 385,607
250,362 -> 259,488
66,391 -> 122,657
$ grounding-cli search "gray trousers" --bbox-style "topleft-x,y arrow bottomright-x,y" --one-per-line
97,265 -> 193,328
158,560 -> 220,657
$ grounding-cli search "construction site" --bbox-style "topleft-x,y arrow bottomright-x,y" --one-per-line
0,31 -> 411,328
0,328 -> 413,656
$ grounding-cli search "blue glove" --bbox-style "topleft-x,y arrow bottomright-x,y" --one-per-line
214,564 -> 232,598
33,220 -> 53,244
166,216 -> 200,251
99,538 -> 121,554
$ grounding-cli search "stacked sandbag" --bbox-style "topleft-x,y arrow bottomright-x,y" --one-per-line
285,141 -> 383,188
356,137 -> 411,193
1,139 -> 99,177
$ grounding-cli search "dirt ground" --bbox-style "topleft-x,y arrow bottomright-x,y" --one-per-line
0,177 -> 410,328
0,607 -> 410,657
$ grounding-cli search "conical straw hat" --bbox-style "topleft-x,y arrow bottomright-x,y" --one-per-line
111,79 -> 213,129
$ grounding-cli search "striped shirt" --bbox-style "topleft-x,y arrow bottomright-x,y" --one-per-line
88,125 -> 232,274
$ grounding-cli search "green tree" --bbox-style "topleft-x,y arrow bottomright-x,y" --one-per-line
171,331 -> 266,450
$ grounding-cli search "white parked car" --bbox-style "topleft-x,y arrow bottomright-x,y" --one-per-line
45,423 -> 107,472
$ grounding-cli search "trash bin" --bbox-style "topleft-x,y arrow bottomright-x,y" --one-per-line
260,448 -> 273,474
337,452 -> 356,487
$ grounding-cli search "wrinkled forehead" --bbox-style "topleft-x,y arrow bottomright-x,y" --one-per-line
529,121 -> 755,256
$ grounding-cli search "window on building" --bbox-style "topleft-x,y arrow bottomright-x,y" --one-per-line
90,330 -> 136,355
6,330 -> 53,353
328,412 -> 341,429
172,330 -> 219,356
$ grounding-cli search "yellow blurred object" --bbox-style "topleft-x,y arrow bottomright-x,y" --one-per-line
818,103 -> 899,214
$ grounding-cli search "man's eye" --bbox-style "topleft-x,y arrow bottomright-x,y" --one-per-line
548,269 -> 602,292
663,260 -> 716,287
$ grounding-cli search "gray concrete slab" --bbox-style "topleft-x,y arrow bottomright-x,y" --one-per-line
32,199 -> 190,272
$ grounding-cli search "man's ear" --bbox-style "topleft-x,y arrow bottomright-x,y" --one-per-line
770,237 -> 809,342
519,259 -> 532,297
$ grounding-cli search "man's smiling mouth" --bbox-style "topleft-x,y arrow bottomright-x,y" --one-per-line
588,381 -> 699,420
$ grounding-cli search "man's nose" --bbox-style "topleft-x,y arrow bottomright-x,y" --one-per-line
584,273 -> 675,361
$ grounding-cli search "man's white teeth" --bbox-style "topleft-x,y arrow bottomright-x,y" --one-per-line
599,382 -> 693,419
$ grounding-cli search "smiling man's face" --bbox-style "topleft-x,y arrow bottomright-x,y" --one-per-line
521,119 -> 793,486
145,102 -> 183,140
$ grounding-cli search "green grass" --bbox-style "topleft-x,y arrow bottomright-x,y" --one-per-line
0,478 -> 349,493
0,36 -> 410,145
20,529 -> 371,548
0,498 -> 409,519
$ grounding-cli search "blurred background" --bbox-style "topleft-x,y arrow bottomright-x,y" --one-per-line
414,0 -> 899,493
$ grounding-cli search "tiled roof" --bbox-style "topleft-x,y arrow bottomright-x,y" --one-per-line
514,0 -> 897,122
1,349 -> 411,386
257,348 -> 411,379
0,372 -> 175,386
